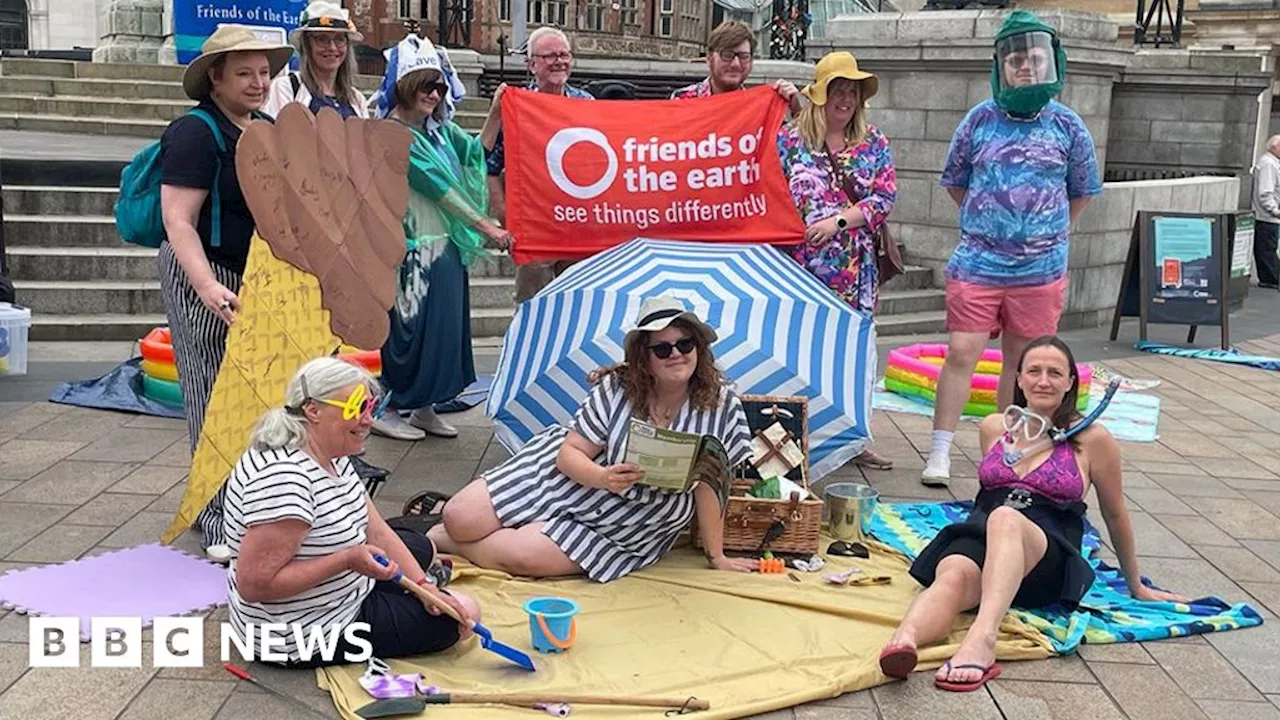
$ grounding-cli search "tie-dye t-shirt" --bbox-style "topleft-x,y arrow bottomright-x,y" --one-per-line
940,99 -> 1101,287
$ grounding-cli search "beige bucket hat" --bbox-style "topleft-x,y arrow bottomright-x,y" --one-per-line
623,295 -> 718,347
182,25 -> 295,100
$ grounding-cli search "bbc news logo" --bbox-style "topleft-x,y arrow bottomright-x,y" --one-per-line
28,617 -> 373,667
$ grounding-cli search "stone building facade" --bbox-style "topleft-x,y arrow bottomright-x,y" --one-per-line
350,0 -> 713,59
1,0 -> 98,52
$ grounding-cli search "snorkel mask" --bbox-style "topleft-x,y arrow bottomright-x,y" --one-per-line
1001,377 -> 1121,467
991,10 -> 1066,118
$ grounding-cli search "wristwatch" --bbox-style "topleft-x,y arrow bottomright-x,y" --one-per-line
835,215 -> 849,231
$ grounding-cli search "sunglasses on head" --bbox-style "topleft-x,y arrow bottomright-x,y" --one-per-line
648,336 -> 696,359
301,378 -> 390,421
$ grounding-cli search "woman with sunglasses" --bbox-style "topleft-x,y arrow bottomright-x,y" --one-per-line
365,35 -> 512,442
223,356 -> 481,668
878,336 -> 1187,693
426,295 -> 758,582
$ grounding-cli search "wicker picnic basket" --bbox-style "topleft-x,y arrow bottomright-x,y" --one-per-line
696,394 -> 823,556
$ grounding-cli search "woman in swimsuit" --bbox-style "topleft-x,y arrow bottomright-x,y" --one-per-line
879,335 -> 1188,692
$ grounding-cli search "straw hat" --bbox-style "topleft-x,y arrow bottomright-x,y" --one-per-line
624,295 -> 718,347
289,1 -> 365,47
182,25 -> 294,100
801,51 -> 878,107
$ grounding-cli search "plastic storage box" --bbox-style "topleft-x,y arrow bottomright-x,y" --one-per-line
0,303 -> 32,376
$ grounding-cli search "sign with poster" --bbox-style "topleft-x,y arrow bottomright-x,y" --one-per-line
173,1 -> 304,65
1228,213 -> 1254,309
1110,211 -> 1232,349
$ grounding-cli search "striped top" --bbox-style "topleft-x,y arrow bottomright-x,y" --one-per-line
222,447 -> 374,662
575,372 -> 754,469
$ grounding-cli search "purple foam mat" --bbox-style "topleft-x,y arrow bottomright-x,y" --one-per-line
0,543 -> 228,641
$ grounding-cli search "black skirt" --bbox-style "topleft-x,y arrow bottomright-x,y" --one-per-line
908,487 -> 1096,610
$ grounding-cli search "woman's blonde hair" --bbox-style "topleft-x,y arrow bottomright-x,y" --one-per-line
795,79 -> 869,151
251,356 -> 378,451
298,33 -> 360,108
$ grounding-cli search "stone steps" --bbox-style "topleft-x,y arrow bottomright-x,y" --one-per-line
0,58 -> 493,137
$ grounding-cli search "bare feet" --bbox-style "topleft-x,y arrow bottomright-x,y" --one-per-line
880,627 -> 919,679
936,631 -> 997,685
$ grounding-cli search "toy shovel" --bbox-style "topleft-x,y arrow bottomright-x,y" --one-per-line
373,555 -> 536,672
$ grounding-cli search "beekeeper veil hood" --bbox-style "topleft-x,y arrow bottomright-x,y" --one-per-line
991,10 -> 1066,117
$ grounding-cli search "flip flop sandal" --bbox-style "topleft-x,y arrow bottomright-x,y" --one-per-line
401,490 -> 451,517
853,450 -> 894,471
934,661 -> 1003,692
879,643 -> 918,679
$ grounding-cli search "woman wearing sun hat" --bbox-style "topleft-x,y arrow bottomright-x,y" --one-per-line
365,34 -> 511,442
158,25 -> 293,550
424,295 -> 759,582
264,1 -> 370,118
777,50 -> 898,472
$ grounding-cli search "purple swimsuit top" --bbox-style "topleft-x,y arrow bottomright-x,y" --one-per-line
979,440 -> 1086,506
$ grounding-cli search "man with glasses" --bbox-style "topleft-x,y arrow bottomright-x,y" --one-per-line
671,20 -> 801,113
480,26 -> 595,302
921,10 -> 1101,486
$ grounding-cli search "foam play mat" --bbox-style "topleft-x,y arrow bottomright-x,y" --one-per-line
0,544 -> 227,641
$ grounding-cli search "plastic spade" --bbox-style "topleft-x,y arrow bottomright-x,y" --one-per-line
372,554 -> 536,672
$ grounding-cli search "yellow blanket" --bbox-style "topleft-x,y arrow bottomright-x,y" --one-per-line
317,540 -> 1052,719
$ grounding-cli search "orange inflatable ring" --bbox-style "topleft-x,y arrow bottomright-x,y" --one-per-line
139,327 -> 175,364
339,348 -> 382,375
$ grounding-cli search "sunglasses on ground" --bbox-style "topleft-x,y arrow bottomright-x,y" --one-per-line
648,337 -> 696,359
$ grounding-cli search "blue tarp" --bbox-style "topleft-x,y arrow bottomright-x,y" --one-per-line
48,358 -> 184,419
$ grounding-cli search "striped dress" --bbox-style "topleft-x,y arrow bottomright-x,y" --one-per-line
222,447 -> 374,662
486,374 -> 753,582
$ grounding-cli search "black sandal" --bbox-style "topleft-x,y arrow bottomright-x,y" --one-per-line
401,490 -> 451,517
385,490 -> 452,537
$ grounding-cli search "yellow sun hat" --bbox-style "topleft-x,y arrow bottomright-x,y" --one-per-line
802,51 -> 878,107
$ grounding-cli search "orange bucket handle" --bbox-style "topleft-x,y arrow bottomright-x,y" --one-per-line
534,614 -> 576,650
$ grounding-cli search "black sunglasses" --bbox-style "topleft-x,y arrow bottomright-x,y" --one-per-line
418,80 -> 448,96
648,337 -> 696,359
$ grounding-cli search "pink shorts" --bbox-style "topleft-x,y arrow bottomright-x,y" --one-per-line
946,276 -> 1068,340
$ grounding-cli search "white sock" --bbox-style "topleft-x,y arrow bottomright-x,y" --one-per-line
930,430 -> 955,461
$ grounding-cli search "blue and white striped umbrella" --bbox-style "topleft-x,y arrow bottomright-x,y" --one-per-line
486,238 -> 877,480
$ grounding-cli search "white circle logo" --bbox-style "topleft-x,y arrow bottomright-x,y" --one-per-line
545,127 -> 617,200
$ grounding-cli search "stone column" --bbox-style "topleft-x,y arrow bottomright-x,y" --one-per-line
93,0 -> 166,64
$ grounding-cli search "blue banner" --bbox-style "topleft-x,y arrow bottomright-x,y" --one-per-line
174,0 -> 306,65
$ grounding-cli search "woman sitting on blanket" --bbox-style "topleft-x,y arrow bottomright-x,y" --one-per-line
427,295 -> 760,582
879,336 -> 1188,692
223,356 -> 480,668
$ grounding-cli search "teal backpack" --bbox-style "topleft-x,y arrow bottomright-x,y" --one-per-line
115,108 -> 225,249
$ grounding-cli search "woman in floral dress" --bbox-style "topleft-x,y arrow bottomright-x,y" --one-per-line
778,50 -> 897,470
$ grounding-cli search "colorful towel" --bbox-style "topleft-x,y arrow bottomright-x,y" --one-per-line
872,379 -> 1162,443
1136,341 -> 1280,372
869,501 -> 1264,653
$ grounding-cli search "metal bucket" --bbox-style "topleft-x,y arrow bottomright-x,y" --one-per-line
824,482 -> 879,543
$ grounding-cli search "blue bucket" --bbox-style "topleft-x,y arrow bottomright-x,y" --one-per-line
523,597 -> 578,654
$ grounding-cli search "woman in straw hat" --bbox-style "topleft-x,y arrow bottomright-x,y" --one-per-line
366,34 -> 510,442
159,25 -> 293,550
264,1 -> 370,118
424,295 -> 759,583
777,50 -> 897,472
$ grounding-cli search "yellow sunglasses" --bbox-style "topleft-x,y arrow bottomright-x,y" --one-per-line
305,380 -> 390,421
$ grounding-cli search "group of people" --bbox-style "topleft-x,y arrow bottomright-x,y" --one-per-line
155,3 -> 1189,694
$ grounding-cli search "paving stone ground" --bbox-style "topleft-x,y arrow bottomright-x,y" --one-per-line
1,328 -> 1278,719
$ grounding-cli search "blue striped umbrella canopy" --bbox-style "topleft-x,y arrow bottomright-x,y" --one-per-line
486,238 -> 877,480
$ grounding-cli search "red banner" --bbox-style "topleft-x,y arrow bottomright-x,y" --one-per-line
502,86 -> 805,264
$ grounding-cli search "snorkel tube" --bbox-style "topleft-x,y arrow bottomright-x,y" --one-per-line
1049,376 -> 1121,444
